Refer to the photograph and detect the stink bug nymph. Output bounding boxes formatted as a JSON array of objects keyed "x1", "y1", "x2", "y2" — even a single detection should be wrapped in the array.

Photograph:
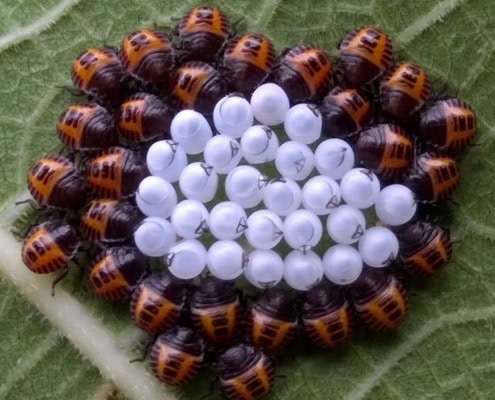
[
  {"x1": 56, "y1": 103, "x2": 118, "y2": 151},
  {"x1": 22, "y1": 221, "x2": 80, "y2": 275},
  {"x1": 190, "y1": 277, "x2": 242, "y2": 346},
  {"x1": 380, "y1": 61, "x2": 431, "y2": 121},
  {"x1": 245, "y1": 289, "x2": 298, "y2": 352},
  {"x1": 355, "y1": 123, "x2": 413, "y2": 181},
  {"x1": 117, "y1": 93, "x2": 172, "y2": 143},
  {"x1": 417, "y1": 97, "x2": 476, "y2": 153},
  {"x1": 119, "y1": 28, "x2": 175, "y2": 86},
  {"x1": 71, "y1": 47, "x2": 124, "y2": 100},
  {"x1": 272, "y1": 45, "x2": 332, "y2": 103},
  {"x1": 130, "y1": 272, "x2": 187, "y2": 334},
  {"x1": 336, "y1": 26, "x2": 393, "y2": 88},
  {"x1": 27, "y1": 155, "x2": 88, "y2": 210},
  {"x1": 320, "y1": 87, "x2": 372, "y2": 138},
  {"x1": 218, "y1": 344, "x2": 275, "y2": 400},
  {"x1": 80, "y1": 199, "x2": 143, "y2": 244},
  {"x1": 351, "y1": 268, "x2": 408, "y2": 331},
  {"x1": 174, "y1": 5, "x2": 231, "y2": 62},
  {"x1": 403, "y1": 152, "x2": 459, "y2": 202},
  {"x1": 88, "y1": 246, "x2": 147, "y2": 301},
  {"x1": 396, "y1": 221, "x2": 452, "y2": 277},
  {"x1": 87, "y1": 147, "x2": 149, "y2": 200},
  {"x1": 170, "y1": 61, "x2": 227, "y2": 115},
  {"x1": 150, "y1": 326, "x2": 204, "y2": 385},
  {"x1": 302, "y1": 283, "x2": 354, "y2": 348},
  {"x1": 222, "y1": 32, "x2": 276, "y2": 96}
]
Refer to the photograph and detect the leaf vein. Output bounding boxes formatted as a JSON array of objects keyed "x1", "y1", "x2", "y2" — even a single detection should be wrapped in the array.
[
  {"x1": 0, "y1": 332, "x2": 58, "y2": 398},
  {"x1": 0, "y1": 223, "x2": 177, "y2": 400},
  {"x1": 396, "y1": 0, "x2": 464, "y2": 45},
  {"x1": 342, "y1": 306, "x2": 495, "y2": 400},
  {"x1": 0, "y1": 0, "x2": 82, "y2": 53}
]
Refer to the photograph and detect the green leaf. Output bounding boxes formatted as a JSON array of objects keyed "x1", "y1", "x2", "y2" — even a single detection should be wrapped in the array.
[{"x1": 1, "y1": 0, "x2": 494, "y2": 399}]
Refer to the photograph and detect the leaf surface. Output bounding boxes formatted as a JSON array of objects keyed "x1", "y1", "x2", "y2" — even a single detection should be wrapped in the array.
[{"x1": 0, "y1": 0, "x2": 494, "y2": 399}]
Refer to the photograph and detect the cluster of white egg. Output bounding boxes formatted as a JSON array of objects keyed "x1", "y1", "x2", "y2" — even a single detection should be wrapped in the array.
[{"x1": 133, "y1": 83, "x2": 418, "y2": 291}]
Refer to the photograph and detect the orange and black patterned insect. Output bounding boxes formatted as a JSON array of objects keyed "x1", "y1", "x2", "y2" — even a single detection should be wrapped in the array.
[
  {"x1": 396, "y1": 221, "x2": 452, "y2": 277},
  {"x1": 245, "y1": 289, "x2": 298, "y2": 352},
  {"x1": 320, "y1": 87, "x2": 372, "y2": 138},
  {"x1": 130, "y1": 272, "x2": 187, "y2": 334},
  {"x1": 80, "y1": 199, "x2": 143, "y2": 244},
  {"x1": 403, "y1": 152, "x2": 459, "y2": 202},
  {"x1": 380, "y1": 62, "x2": 431, "y2": 121},
  {"x1": 22, "y1": 221, "x2": 80, "y2": 275},
  {"x1": 337, "y1": 26, "x2": 393, "y2": 88},
  {"x1": 87, "y1": 147, "x2": 148, "y2": 200},
  {"x1": 56, "y1": 103, "x2": 118, "y2": 151},
  {"x1": 301, "y1": 283, "x2": 354, "y2": 348},
  {"x1": 190, "y1": 277, "x2": 242, "y2": 346},
  {"x1": 150, "y1": 326, "x2": 204, "y2": 385},
  {"x1": 355, "y1": 123, "x2": 413, "y2": 181},
  {"x1": 418, "y1": 97, "x2": 476, "y2": 153},
  {"x1": 27, "y1": 155, "x2": 88, "y2": 210},
  {"x1": 88, "y1": 246, "x2": 147, "y2": 301},
  {"x1": 174, "y1": 5, "x2": 230, "y2": 62},
  {"x1": 71, "y1": 47, "x2": 124, "y2": 99},
  {"x1": 170, "y1": 61, "x2": 227, "y2": 115},
  {"x1": 351, "y1": 268, "x2": 408, "y2": 331},
  {"x1": 222, "y1": 33, "x2": 276, "y2": 96},
  {"x1": 272, "y1": 45, "x2": 332, "y2": 103},
  {"x1": 218, "y1": 344, "x2": 274, "y2": 400},
  {"x1": 117, "y1": 93, "x2": 172, "y2": 143},
  {"x1": 119, "y1": 29, "x2": 175, "y2": 85}
]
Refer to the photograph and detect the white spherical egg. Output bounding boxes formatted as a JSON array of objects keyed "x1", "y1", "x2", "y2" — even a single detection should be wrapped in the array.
[
  {"x1": 375, "y1": 184, "x2": 417, "y2": 226},
  {"x1": 146, "y1": 140, "x2": 188, "y2": 182},
  {"x1": 203, "y1": 135, "x2": 242, "y2": 174},
  {"x1": 213, "y1": 94, "x2": 254, "y2": 138},
  {"x1": 284, "y1": 250, "x2": 323, "y2": 291},
  {"x1": 322, "y1": 245, "x2": 363, "y2": 285},
  {"x1": 326, "y1": 205, "x2": 366, "y2": 245},
  {"x1": 135, "y1": 176, "x2": 177, "y2": 219},
  {"x1": 209, "y1": 201, "x2": 248, "y2": 240},
  {"x1": 250, "y1": 83, "x2": 290, "y2": 126},
  {"x1": 165, "y1": 239, "x2": 207, "y2": 280},
  {"x1": 302, "y1": 175, "x2": 341, "y2": 215},
  {"x1": 245, "y1": 209, "x2": 284, "y2": 249},
  {"x1": 134, "y1": 217, "x2": 176, "y2": 257},
  {"x1": 358, "y1": 226, "x2": 399, "y2": 268},
  {"x1": 262, "y1": 178, "x2": 302, "y2": 217},
  {"x1": 179, "y1": 162, "x2": 218, "y2": 203},
  {"x1": 171, "y1": 200, "x2": 209, "y2": 239},
  {"x1": 170, "y1": 110, "x2": 212, "y2": 154},
  {"x1": 225, "y1": 166, "x2": 266, "y2": 209},
  {"x1": 275, "y1": 141, "x2": 315, "y2": 181},
  {"x1": 340, "y1": 168, "x2": 380, "y2": 209},
  {"x1": 314, "y1": 139, "x2": 355, "y2": 180},
  {"x1": 244, "y1": 249, "x2": 284, "y2": 289},
  {"x1": 207, "y1": 240, "x2": 247, "y2": 280},
  {"x1": 240, "y1": 125, "x2": 279, "y2": 164},
  {"x1": 284, "y1": 103, "x2": 322, "y2": 144},
  {"x1": 283, "y1": 210, "x2": 323, "y2": 251}
]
